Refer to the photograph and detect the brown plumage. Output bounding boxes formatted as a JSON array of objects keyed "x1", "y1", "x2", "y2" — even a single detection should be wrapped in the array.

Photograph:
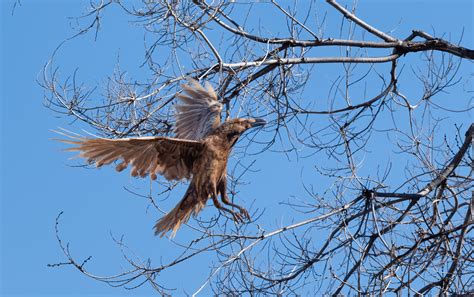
[{"x1": 58, "y1": 79, "x2": 266, "y2": 237}]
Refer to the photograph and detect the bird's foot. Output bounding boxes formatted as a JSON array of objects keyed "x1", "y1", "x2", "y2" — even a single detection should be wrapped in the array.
[
  {"x1": 229, "y1": 210, "x2": 245, "y2": 223},
  {"x1": 235, "y1": 206, "x2": 250, "y2": 221},
  {"x1": 212, "y1": 195, "x2": 250, "y2": 223},
  {"x1": 228, "y1": 207, "x2": 250, "y2": 223}
]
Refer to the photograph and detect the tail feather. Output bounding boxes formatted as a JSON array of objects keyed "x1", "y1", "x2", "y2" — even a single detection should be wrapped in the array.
[{"x1": 154, "y1": 184, "x2": 205, "y2": 237}]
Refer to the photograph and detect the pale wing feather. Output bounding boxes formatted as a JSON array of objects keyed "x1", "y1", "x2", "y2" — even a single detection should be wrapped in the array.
[
  {"x1": 59, "y1": 133, "x2": 203, "y2": 181},
  {"x1": 174, "y1": 79, "x2": 222, "y2": 140}
]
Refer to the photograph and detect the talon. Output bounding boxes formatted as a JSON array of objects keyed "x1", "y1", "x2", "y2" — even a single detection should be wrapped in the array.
[
  {"x1": 243, "y1": 209, "x2": 250, "y2": 220},
  {"x1": 231, "y1": 211, "x2": 243, "y2": 223},
  {"x1": 237, "y1": 207, "x2": 250, "y2": 221}
]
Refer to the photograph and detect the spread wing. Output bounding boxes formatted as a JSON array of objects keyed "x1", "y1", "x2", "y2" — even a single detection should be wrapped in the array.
[
  {"x1": 58, "y1": 132, "x2": 203, "y2": 181},
  {"x1": 174, "y1": 79, "x2": 222, "y2": 140}
]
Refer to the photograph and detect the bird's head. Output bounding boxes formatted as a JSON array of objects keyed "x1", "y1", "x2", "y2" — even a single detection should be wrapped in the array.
[{"x1": 217, "y1": 118, "x2": 266, "y2": 147}]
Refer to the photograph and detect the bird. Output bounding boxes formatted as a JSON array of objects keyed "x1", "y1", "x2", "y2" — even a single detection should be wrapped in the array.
[{"x1": 58, "y1": 79, "x2": 266, "y2": 237}]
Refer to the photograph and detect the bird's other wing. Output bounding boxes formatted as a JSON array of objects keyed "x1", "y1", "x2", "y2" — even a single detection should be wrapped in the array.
[
  {"x1": 58, "y1": 132, "x2": 203, "y2": 181},
  {"x1": 174, "y1": 78, "x2": 222, "y2": 140}
]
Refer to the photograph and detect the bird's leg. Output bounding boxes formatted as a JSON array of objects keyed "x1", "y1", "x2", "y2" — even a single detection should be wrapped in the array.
[
  {"x1": 211, "y1": 187, "x2": 244, "y2": 223},
  {"x1": 211, "y1": 195, "x2": 244, "y2": 223},
  {"x1": 218, "y1": 179, "x2": 250, "y2": 221}
]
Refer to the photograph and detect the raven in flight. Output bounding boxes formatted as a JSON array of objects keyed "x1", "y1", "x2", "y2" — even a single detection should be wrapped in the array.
[{"x1": 59, "y1": 79, "x2": 266, "y2": 237}]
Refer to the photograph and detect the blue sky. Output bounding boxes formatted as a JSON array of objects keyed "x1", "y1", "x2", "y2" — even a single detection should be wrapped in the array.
[{"x1": 1, "y1": 1, "x2": 472, "y2": 296}]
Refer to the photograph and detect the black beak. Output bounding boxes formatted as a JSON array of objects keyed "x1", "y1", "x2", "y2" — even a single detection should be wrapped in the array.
[{"x1": 250, "y1": 118, "x2": 267, "y2": 128}]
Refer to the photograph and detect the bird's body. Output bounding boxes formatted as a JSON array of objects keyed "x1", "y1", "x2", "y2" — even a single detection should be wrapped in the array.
[
  {"x1": 154, "y1": 131, "x2": 230, "y2": 235},
  {"x1": 58, "y1": 79, "x2": 265, "y2": 237}
]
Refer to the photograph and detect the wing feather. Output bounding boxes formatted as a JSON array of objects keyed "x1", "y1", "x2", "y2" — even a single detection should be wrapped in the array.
[
  {"x1": 174, "y1": 79, "x2": 222, "y2": 140},
  {"x1": 58, "y1": 133, "x2": 203, "y2": 181}
]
